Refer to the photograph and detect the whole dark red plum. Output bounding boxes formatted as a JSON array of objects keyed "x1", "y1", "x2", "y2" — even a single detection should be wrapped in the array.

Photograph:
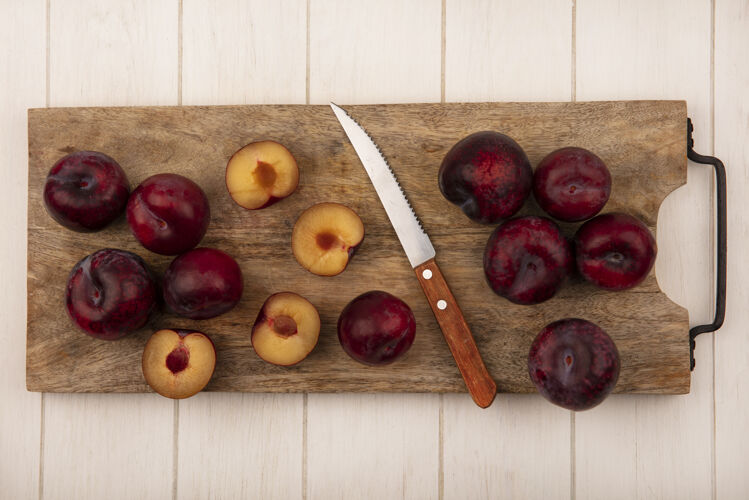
[
  {"x1": 574, "y1": 212, "x2": 656, "y2": 290},
  {"x1": 337, "y1": 291, "x2": 416, "y2": 366},
  {"x1": 65, "y1": 248, "x2": 157, "y2": 340},
  {"x1": 528, "y1": 318, "x2": 620, "y2": 411},
  {"x1": 483, "y1": 216, "x2": 572, "y2": 305},
  {"x1": 163, "y1": 248, "x2": 244, "y2": 320},
  {"x1": 438, "y1": 131, "x2": 532, "y2": 224},
  {"x1": 44, "y1": 151, "x2": 130, "y2": 232},
  {"x1": 126, "y1": 173, "x2": 210, "y2": 255},
  {"x1": 533, "y1": 147, "x2": 611, "y2": 222}
]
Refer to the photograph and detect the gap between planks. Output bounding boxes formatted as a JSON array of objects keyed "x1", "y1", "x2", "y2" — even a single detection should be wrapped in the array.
[
  {"x1": 173, "y1": 2, "x2": 183, "y2": 499},
  {"x1": 439, "y1": 2, "x2": 446, "y2": 499},
  {"x1": 570, "y1": 2, "x2": 577, "y2": 498},
  {"x1": 172, "y1": 399, "x2": 179, "y2": 500},
  {"x1": 303, "y1": 1, "x2": 311, "y2": 498},
  {"x1": 39, "y1": 1, "x2": 51, "y2": 498},
  {"x1": 709, "y1": 0, "x2": 717, "y2": 498}
]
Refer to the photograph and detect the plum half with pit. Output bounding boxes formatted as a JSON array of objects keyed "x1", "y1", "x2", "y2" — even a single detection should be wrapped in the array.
[
  {"x1": 142, "y1": 328, "x2": 216, "y2": 399},
  {"x1": 226, "y1": 141, "x2": 299, "y2": 210},
  {"x1": 44, "y1": 151, "x2": 130, "y2": 232},
  {"x1": 163, "y1": 248, "x2": 244, "y2": 320},
  {"x1": 574, "y1": 212, "x2": 657, "y2": 290},
  {"x1": 438, "y1": 131, "x2": 532, "y2": 224},
  {"x1": 292, "y1": 203, "x2": 364, "y2": 276},
  {"x1": 533, "y1": 147, "x2": 611, "y2": 222},
  {"x1": 65, "y1": 248, "x2": 157, "y2": 339},
  {"x1": 252, "y1": 292, "x2": 321, "y2": 366},
  {"x1": 528, "y1": 318, "x2": 620, "y2": 411},
  {"x1": 483, "y1": 216, "x2": 572, "y2": 305},
  {"x1": 127, "y1": 173, "x2": 210, "y2": 255},
  {"x1": 337, "y1": 290, "x2": 416, "y2": 366}
]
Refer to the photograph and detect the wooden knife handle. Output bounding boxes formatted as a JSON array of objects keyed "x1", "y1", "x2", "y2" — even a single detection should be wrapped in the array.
[{"x1": 414, "y1": 258, "x2": 497, "y2": 408}]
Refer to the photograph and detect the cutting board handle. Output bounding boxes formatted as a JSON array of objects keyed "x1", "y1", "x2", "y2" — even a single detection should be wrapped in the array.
[
  {"x1": 687, "y1": 118, "x2": 727, "y2": 370},
  {"x1": 414, "y1": 258, "x2": 497, "y2": 408}
]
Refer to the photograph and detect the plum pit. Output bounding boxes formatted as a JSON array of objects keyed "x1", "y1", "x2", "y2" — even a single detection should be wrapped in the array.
[
  {"x1": 272, "y1": 315, "x2": 297, "y2": 337},
  {"x1": 166, "y1": 344, "x2": 190, "y2": 374},
  {"x1": 315, "y1": 232, "x2": 338, "y2": 251}
]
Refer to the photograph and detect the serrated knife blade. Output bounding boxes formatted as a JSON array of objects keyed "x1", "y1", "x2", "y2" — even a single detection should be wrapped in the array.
[
  {"x1": 330, "y1": 103, "x2": 497, "y2": 408},
  {"x1": 329, "y1": 103, "x2": 435, "y2": 268}
]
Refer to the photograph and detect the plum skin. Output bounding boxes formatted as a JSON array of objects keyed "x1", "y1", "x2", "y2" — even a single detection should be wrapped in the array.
[
  {"x1": 44, "y1": 151, "x2": 130, "y2": 232},
  {"x1": 575, "y1": 212, "x2": 657, "y2": 290},
  {"x1": 483, "y1": 216, "x2": 572, "y2": 305},
  {"x1": 337, "y1": 291, "x2": 416, "y2": 366},
  {"x1": 163, "y1": 248, "x2": 244, "y2": 320},
  {"x1": 126, "y1": 173, "x2": 210, "y2": 255},
  {"x1": 65, "y1": 248, "x2": 157, "y2": 340},
  {"x1": 439, "y1": 131, "x2": 532, "y2": 224},
  {"x1": 528, "y1": 318, "x2": 620, "y2": 411},
  {"x1": 533, "y1": 147, "x2": 611, "y2": 222}
]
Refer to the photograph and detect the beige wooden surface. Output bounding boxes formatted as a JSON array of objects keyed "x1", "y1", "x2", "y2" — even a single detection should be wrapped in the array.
[
  {"x1": 715, "y1": 0, "x2": 749, "y2": 497},
  {"x1": 2, "y1": 0, "x2": 747, "y2": 498}
]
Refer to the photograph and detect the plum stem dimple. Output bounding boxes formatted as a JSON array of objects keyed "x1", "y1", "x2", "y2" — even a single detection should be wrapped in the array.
[
  {"x1": 166, "y1": 344, "x2": 190, "y2": 374},
  {"x1": 608, "y1": 252, "x2": 624, "y2": 263},
  {"x1": 90, "y1": 284, "x2": 104, "y2": 307},
  {"x1": 569, "y1": 185, "x2": 577, "y2": 194},
  {"x1": 565, "y1": 355, "x2": 573, "y2": 367},
  {"x1": 271, "y1": 315, "x2": 297, "y2": 337}
]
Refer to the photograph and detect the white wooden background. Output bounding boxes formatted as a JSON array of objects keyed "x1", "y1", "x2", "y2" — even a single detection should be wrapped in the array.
[{"x1": 1, "y1": 0, "x2": 747, "y2": 498}]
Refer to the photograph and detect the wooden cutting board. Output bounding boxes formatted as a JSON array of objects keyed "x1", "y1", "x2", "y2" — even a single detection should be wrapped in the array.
[{"x1": 26, "y1": 101, "x2": 690, "y2": 394}]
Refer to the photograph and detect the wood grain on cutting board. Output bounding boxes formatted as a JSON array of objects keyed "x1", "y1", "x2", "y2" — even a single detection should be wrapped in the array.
[{"x1": 28, "y1": 100, "x2": 689, "y2": 394}]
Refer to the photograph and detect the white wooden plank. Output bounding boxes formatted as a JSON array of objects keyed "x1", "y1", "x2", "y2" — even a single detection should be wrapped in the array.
[
  {"x1": 443, "y1": 1, "x2": 573, "y2": 498},
  {"x1": 42, "y1": 395, "x2": 174, "y2": 500},
  {"x1": 49, "y1": 0, "x2": 178, "y2": 107},
  {"x1": 308, "y1": 2, "x2": 441, "y2": 498},
  {"x1": 443, "y1": 395, "x2": 571, "y2": 500},
  {"x1": 309, "y1": 0, "x2": 441, "y2": 104},
  {"x1": 182, "y1": 0, "x2": 306, "y2": 105},
  {"x1": 0, "y1": 1, "x2": 45, "y2": 498},
  {"x1": 575, "y1": 1, "x2": 714, "y2": 499},
  {"x1": 177, "y1": 393, "x2": 304, "y2": 500},
  {"x1": 714, "y1": 0, "x2": 749, "y2": 497},
  {"x1": 43, "y1": 1, "x2": 178, "y2": 498},
  {"x1": 178, "y1": 2, "x2": 306, "y2": 498},
  {"x1": 445, "y1": 0, "x2": 573, "y2": 102},
  {"x1": 307, "y1": 394, "x2": 440, "y2": 500}
]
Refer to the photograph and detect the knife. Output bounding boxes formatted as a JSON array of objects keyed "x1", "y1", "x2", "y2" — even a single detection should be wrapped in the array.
[{"x1": 330, "y1": 103, "x2": 497, "y2": 408}]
